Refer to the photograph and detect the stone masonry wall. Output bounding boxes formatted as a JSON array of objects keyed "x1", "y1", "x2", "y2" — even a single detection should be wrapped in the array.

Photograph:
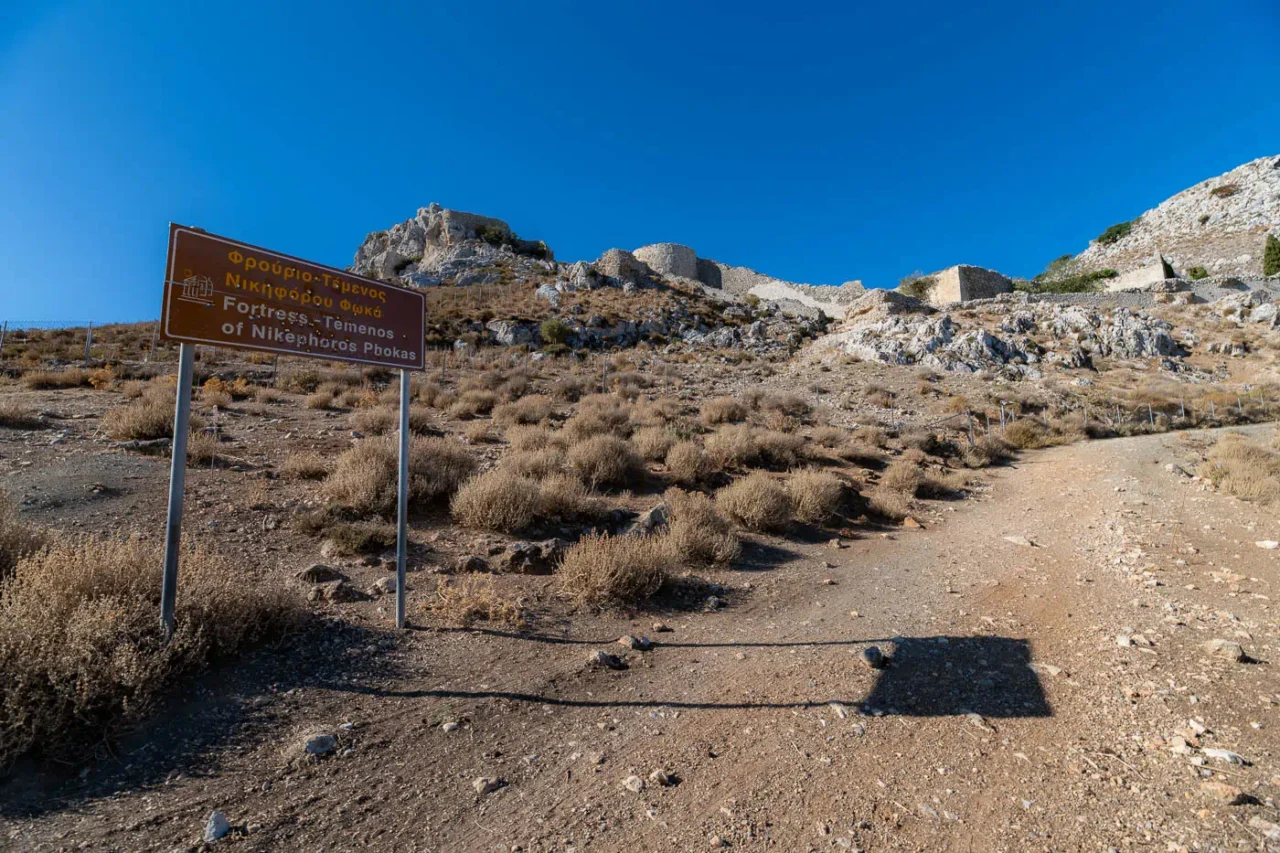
[
  {"x1": 633, "y1": 243, "x2": 698, "y2": 279},
  {"x1": 927, "y1": 265, "x2": 1013, "y2": 306}
]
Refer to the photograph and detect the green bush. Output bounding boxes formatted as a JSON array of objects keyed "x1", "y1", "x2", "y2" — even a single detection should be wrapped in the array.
[
  {"x1": 897, "y1": 273, "x2": 937, "y2": 301},
  {"x1": 474, "y1": 224, "x2": 512, "y2": 246},
  {"x1": 1265, "y1": 234, "x2": 1280, "y2": 277},
  {"x1": 1096, "y1": 221, "x2": 1133, "y2": 245},
  {"x1": 1187, "y1": 265, "x2": 1209, "y2": 281},
  {"x1": 540, "y1": 318, "x2": 572, "y2": 346},
  {"x1": 1209, "y1": 183, "x2": 1239, "y2": 198}
]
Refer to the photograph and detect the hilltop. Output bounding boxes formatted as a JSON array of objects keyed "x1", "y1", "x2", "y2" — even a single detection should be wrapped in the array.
[{"x1": 1073, "y1": 154, "x2": 1280, "y2": 279}]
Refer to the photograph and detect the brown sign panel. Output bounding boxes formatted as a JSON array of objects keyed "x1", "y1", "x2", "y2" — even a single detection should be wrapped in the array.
[{"x1": 161, "y1": 224, "x2": 425, "y2": 370}]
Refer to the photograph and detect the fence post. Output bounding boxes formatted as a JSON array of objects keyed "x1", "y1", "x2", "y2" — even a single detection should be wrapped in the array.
[
  {"x1": 1147, "y1": 403, "x2": 1154, "y2": 428},
  {"x1": 0, "y1": 321, "x2": 7, "y2": 359},
  {"x1": 83, "y1": 322, "x2": 93, "y2": 364},
  {"x1": 984, "y1": 413, "x2": 991, "y2": 436},
  {"x1": 147, "y1": 323, "x2": 159, "y2": 362},
  {"x1": 1237, "y1": 394, "x2": 1245, "y2": 417},
  {"x1": 966, "y1": 409, "x2": 974, "y2": 444},
  {"x1": 1210, "y1": 400, "x2": 1215, "y2": 420},
  {"x1": 1179, "y1": 398, "x2": 1185, "y2": 421}
]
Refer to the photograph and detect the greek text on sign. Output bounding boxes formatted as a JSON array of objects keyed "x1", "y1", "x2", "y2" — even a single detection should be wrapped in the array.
[{"x1": 161, "y1": 224, "x2": 425, "y2": 370}]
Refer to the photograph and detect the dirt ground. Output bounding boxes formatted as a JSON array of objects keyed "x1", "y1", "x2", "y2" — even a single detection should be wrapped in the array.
[{"x1": 4, "y1": 384, "x2": 1280, "y2": 852}]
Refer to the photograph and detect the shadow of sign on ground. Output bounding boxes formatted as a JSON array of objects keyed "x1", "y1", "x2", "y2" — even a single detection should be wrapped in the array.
[{"x1": 862, "y1": 636, "x2": 1051, "y2": 718}]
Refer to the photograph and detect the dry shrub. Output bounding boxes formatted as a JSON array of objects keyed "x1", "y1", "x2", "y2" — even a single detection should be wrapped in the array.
[
  {"x1": 563, "y1": 395, "x2": 631, "y2": 441},
  {"x1": 868, "y1": 487, "x2": 912, "y2": 521},
  {"x1": 21, "y1": 369, "x2": 88, "y2": 390},
  {"x1": 428, "y1": 576, "x2": 524, "y2": 628},
  {"x1": 281, "y1": 451, "x2": 331, "y2": 480},
  {"x1": 558, "y1": 532, "x2": 674, "y2": 606},
  {"x1": 0, "y1": 494, "x2": 47, "y2": 579},
  {"x1": 758, "y1": 392, "x2": 809, "y2": 416},
  {"x1": 863, "y1": 384, "x2": 893, "y2": 408},
  {"x1": 104, "y1": 385, "x2": 203, "y2": 441},
  {"x1": 855, "y1": 426, "x2": 888, "y2": 448},
  {"x1": 186, "y1": 430, "x2": 221, "y2": 465},
  {"x1": 295, "y1": 513, "x2": 395, "y2": 555},
  {"x1": 350, "y1": 406, "x2": 396, "y2": 435},
  {"x1": 492, "y1": 394, "x2": 553, "y2": 427},
  {"x1": 716, "y1": 472, "x2": 792, "y2": 532},
  {"x1": 786, "y1": 469, "x2": 845, "y2": 524},
  {"x1": 918, "y1": 468, "x2": 969, "y2": 498},
  {"x1": 452, "y1": 470, "x2": 541, "y2": 532},
  {"x1": 631, "y1": 397, "x2": 683, "y2": 427},
  {"x1": 0, "y1": 535, "x2": 301, "y2": 764},
  {"x1": 501, "y1": 448, "x2": 567, "y2": 481},
  {"x1": 1003, "y1": 418, "x2": 1084, "y2": 450},
  {"x1": 464, "y1": 421, "x2": 495, "y2": 443},
  {"x1": 304, "y1": 391, "x2": 334, "y2": 410},
  {"x1": 666, "y1": 440, "x2": 713, "y2": 486},
  {"x1": 550, "y1": 377, "x2": 585, "y2": 402},
  {"x1": 664, "y1": 488, "x2": 739, "y2": 565},
  {"x1": 253, "y1": 386, "x2": 284, "y2": 404},
  {"x1": 0, "y1": 402, "x2": 43, "y2": 430},
  {"x1": 323, "y1": 436, "x2": 476, "y2": 516},
  {"x1": 839, "y1": 439, "x2": 884, "y2": 467},
  {"x1": 632, "y1": 426, "x2": 677, "y2": 462},
  {"x1": 880, "y1": 460, "x2": 923, "y2": 496},
  {"x1": 120, "y1": 379, "x2": 148, "y2": 399},
  {"x1": 701, "y1": 397, "x2": 748, "y2": 426},
  {"x1": 705, "y1": 425, "x2": 804, "y2": 471},
  {"x1": 538, "y1": 474, "x2": 608, "y2": 521},
  {"x1": 450, "y1": 390, "x2": 498, "y2": 419},
  {"x1": 962, "y1": 436, "x2": 1014, "y2": 468},
  {"x1": 811, "y1": 426, "x2": 846, "y2": 449},
  {"x1": 567, "y1": 435, "x2": 645, "y2": 488},
  {"x1": 506, "y1": 424, "x2": 568, "y2": 453},
  {"x1": 1199, "y1": 433, "x2": 1280, "y2": 504}
]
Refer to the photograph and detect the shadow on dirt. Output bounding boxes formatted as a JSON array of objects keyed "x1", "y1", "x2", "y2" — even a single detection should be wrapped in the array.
[
  {"x1": 863, "y1": 636, "x2": 1051, "y2": 718},
  {"x1": 360, "y1": 634, "x2": 1051, "y2": 720},
  {"x1": 0, "y1": 618, "x2": 401, "y2": 820}
]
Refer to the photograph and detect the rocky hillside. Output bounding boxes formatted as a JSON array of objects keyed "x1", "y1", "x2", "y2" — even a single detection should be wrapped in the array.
[{"x1": 1074, "y1": 154, "x2": 1280, "y2": 279}]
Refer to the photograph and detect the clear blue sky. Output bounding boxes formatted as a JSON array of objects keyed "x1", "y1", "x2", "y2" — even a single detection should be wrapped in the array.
[{"x1": 2, "y1": 1, "x2": 1277, "y2": 323}]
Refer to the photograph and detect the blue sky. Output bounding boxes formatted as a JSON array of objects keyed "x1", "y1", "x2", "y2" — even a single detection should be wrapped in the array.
[{"x1": 2, "y1": 1, "x2": 1277, "y2": 323}]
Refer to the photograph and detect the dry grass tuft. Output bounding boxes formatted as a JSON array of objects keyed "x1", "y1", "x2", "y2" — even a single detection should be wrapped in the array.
[
  {"x1": 705, "y1": 425, "x2": 805, "y2": 471},
  {"x1": 21, "y1": 369, "x2": 88, "y2": 390},
  {"x1": 716, "y1": 472, "x2": 792, "y2": 532},
  {"x1": 451, "y1": 470, "x2": 542, "y2": 533},
  {"x1": 186, "y1": 430, "x2": 221, "y2": 465},
  {"x1": 506, "y1": 425, "x2": 568, "y2": 453},
  {"x1": 563, "y1": 395, "x2": 631, "y2": 441},
  {"x1": 0, "y1": 494, "x2": 48, "y2": 580},
  {"x1": 304, "y1": 391, "x2": 334, "y2": 411},
  {"x1": 492, "y1": 394, "x2": 554, "y2": 427},
  {"x1": 1199, "y1": 432, "x2": 1280, "y2": 504},
  {"x1": 500, "y1": 448, "x2": 567, "y2": 481},
  {"x1": 281, "y1": 451, "x2": 332, "y2": 480},
  {"x1": 0, "y1": 402, "x2": 44, "y2": 430},
  {"x1": 632, "y1": 426, "x2": 678, "y2": 462},
  {"x1": 786, "y1": 469, "x2": 846, "y2": 525},
  {"x1": 666, "y1": 440, "x2": 714, "y2": 486},
  {"x1": 558, "y1": 532, "x2": 674, "y2": 606},
  {"x1": 880, "y1": 460, "x2": 923, "y2": 496},
  {"x1": 700, "y1": 397, "x2": 748, "y2": 426},
  {"x1": 104, "y1": 383, "x2": 204, "y2": 441},
  {"x1": 664, "y1": 488, "x2": 739, "y2": 565},
  {"x1": 538, "y1": 474, "x2": 609, "y2": 522},
  {"x1": 323, "y1": 436, "x2": 476, "y2": 516},
  {"x1": 450, "y1": 390, "x2": 498, "y2": 419},
  {"x1": 427, "y1": 576, "x2": 525, "y2": 628},
  {"x1": 961, "y1": 436, "x2": 1015, "y2": 469},
  {"x1": 567, "y1": 435, "x2": 645, "y2": 488},
  {"x1": 0, "y1": 535, "x2": 301, "y2": 764}
]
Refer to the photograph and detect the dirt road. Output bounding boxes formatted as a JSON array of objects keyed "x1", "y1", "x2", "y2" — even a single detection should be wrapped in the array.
[{"x1": 5, "y1": 425, "x2": 1280, "y2": 852}]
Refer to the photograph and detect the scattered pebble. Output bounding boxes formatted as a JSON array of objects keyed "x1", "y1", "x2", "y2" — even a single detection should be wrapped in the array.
[{"x1": 203, "y1": 811, "x2": 231, "y2": 843}]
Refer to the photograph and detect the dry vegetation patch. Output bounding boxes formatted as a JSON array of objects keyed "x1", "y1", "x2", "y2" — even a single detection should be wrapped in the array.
[
  {"x1": 323, "y1": 436, "x2": 476, "y2": 516},
  {"x1": 452, "y1": 470, "x2": 542, "y2": 533},
  {"x1": 666, "y1": 440, "x2": 714, "y2": 486},
  {"x1": 558, "y1": 532, "x2": 674, "y2": 606},
  {"x1": 1199, "y1": 432, "x2": 1280, "y2": 504},
  {"x1": 0, "y1": 535, "x2": 301, "y2": 764},
  {"x1": 664, "y1": 488, "x2": 739, "y2": 565},
  {"x1": 427, "y1": 576, "x2": 525, "y2": 628},
  {"x1": 567, "y1": 435, "x2": 644, "y2": 489},
  {"x1": 786, "y1": 469, "x2": 846, "y2": 524},
  {"x1": 0, "y1": 402, "x2": 44, "y2": 430},
  {"x1": 716, "y1": 472, "x2": 792, "y2": 532}
]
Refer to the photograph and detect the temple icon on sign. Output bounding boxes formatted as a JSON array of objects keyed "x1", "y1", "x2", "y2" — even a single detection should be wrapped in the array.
[{"x1": 178, "y1": 274, "x2": 214, "y2": 306}]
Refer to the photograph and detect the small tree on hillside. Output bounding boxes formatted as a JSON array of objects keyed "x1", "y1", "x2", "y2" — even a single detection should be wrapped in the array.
[
  {"x1": 897, "y1": 272, "x2": 937, "y2": 301},
  {"x1": 1264, "y1": 234, "x2": 1280, "y2": 277}
]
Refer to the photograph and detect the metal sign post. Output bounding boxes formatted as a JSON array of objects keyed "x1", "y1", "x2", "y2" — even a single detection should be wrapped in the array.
[
  {"x1": 396, "y1": 370, "x2": 410, "y2": 629},
  {"x1": 155, "y1": 223, "x2": 426, "y2": 633},
  {"x1": 160, "y1": 343, "x2": 195, "y2": 634}
]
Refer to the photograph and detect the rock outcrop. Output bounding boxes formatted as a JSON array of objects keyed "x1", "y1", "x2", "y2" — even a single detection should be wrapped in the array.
[
  {"x1": 1074, "y1": 154, "x2": 1280, "y2": 279},
  {"x1": 352, "y1": 203, "x2": 553, "y2": 285},
  {"x1": 817, "y1": 293, "x2": 1187, "y2": 377}
]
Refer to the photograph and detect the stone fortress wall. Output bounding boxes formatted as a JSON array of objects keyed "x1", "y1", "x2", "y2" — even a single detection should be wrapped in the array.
[{"x1": 926, "y1": 265, "x2": 1014, "y2": 306}]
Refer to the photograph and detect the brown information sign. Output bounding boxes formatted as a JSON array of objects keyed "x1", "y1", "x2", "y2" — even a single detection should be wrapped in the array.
[{"x1": 161, "y1": 224, "x2": 425, "y2": 370}]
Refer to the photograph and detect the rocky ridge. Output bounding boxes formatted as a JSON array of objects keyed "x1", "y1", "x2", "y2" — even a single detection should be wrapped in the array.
[
  {"x1": 813, "y1": 286, "x2": 1280, "y2": 378},
  {"x1": 1074, "y1": 154, "x2": 1280, "y2": 279}
]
